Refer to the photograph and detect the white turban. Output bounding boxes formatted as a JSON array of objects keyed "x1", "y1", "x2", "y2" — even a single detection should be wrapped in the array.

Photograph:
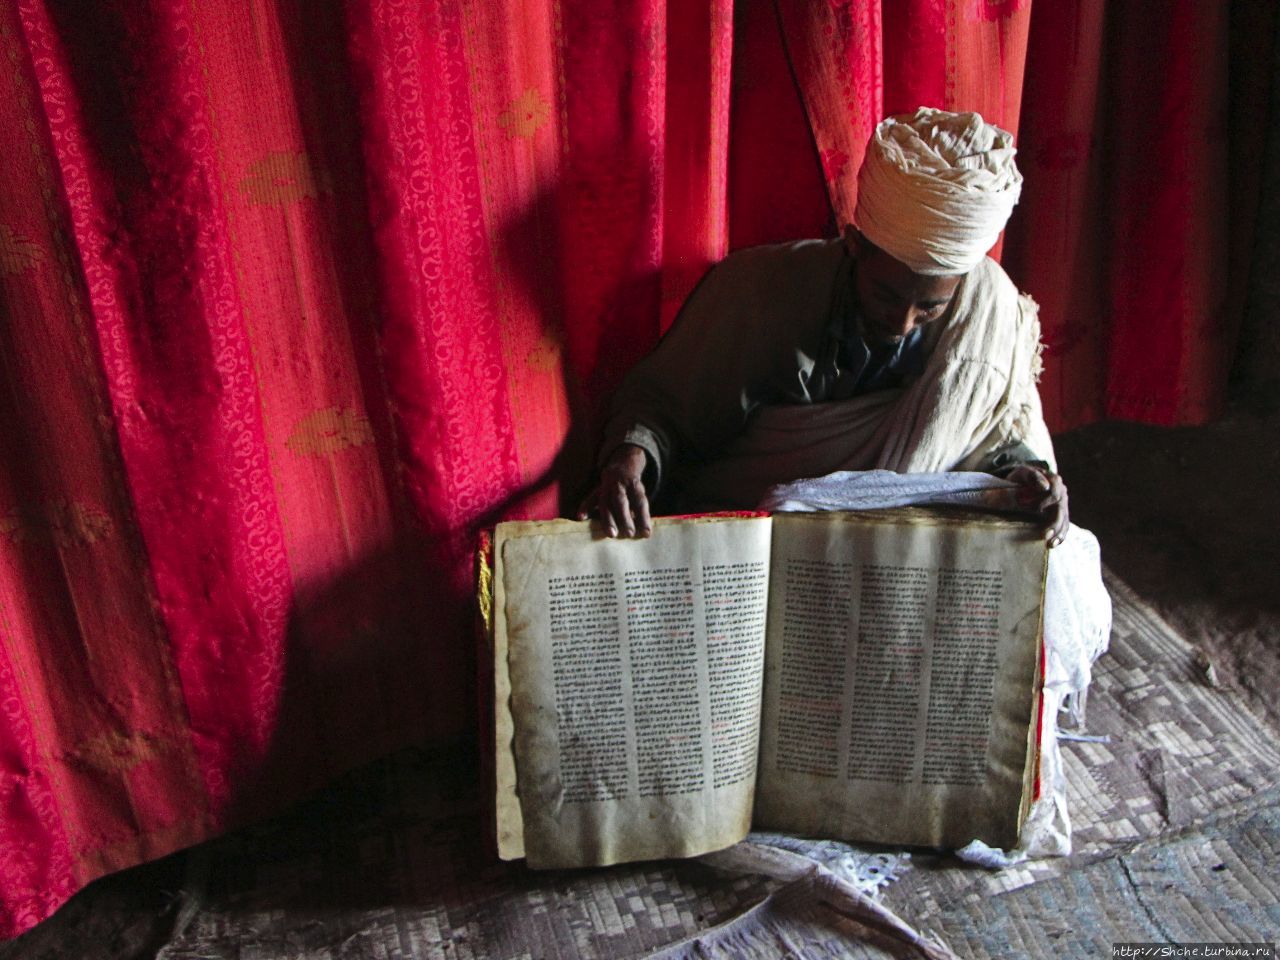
[{"x1": 854, "y1": 107, "x2": 1023, "y2": 275}]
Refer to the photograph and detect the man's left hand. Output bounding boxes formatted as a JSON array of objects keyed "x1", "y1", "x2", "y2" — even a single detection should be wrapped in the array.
[{"x1": 1005, "y1": 464, "x2": 1069, "y2": 547}]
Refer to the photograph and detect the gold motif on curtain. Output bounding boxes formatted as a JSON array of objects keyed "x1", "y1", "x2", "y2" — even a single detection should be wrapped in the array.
[
  {"x1": 285, "y1": 407, "x2": 376, "y2": 457},
  {"x1": 497, "y1": 89, "x2": 552, "y2": 139},
  {"x1": 0, "y1": 501, "x2": 113, "y2": 547},
  {"x1": 0, "y1": 224, "x2": 44, "y2": 276},
  {"x1": 237, "y1": 151, "x2": 332, "y2": 207}
]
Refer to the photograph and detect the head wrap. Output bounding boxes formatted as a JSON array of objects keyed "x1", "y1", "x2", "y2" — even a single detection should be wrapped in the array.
[{"x1": 854, "y1": 107, "x2": 1022, "y2": 275}]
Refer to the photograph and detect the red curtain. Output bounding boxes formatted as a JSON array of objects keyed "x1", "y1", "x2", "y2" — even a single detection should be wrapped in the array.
[
  {"x1": 0, "y1": 0, "x2": 1256, "y2": 937},
  {"x1": 1002, "y1": 1, "x2": 1264, "y2": 430},
  {"x1": 0, "y1": 0, "x2": 731, "y2": 934}
]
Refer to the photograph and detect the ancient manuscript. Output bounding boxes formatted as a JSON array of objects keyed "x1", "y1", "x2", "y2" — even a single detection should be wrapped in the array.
[{"x1": 490, "y1": 509, "x2": 1045, "y2": 868}]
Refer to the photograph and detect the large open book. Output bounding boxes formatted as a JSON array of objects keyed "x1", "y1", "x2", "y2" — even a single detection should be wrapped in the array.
[{"x1": 488, "y1": 509, "x2": 1047, "y2": 869}]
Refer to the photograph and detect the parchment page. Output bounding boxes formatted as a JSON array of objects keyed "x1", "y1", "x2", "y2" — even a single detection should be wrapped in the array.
[
  {"x1": 493, "y1": 525, "x2": 525, "y2": 860},
  {"x1": 755, "y1": 509, "x2": 1044, "y2": 850},
  {"x1": 499, "y1": 515, "x2": 772, "y2": 868}
]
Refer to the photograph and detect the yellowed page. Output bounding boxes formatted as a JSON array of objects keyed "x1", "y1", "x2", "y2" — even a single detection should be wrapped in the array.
[
  {"x1": 499, "y1": 515, "x2": 772, "y2": 868},
  {"x1": 492, "y1": 523, "x2": 525, "y2": 860},
  {"x1": 755, "y1": 509, "x2": 1044, "y2": 850}
]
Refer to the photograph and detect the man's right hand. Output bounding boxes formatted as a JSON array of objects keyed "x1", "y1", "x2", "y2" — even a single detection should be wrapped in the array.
[{"x1": 576, "y1": 443, "x2": 653, "y2": 538}]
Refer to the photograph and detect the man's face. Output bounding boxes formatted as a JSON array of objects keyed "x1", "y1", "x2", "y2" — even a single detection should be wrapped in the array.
[{"x1": 846, "y1": 229, "x2": 963, "y2": 346}]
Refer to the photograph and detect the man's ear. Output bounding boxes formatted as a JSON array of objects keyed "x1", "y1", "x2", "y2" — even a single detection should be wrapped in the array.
[
  {"x1": 841, "y1": 224, "x2": 862, "y2": 256},
  {"x1": 842, "y1": 224, "x2": 879, "y2": 260}
]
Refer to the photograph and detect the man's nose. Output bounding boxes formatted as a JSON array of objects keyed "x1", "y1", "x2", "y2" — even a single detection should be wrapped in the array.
[{"x1": 888, "y1": 305, "x2": 924, "y2": 336}]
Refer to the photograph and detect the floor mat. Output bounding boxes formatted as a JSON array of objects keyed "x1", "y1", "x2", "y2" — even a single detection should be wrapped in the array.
[
  {"x1": 881, "y1": 571, "x2": 1280, "y2": 923},
  {"x1": 918, "y1": 795, "x2": 1280, "y2": 959},
  {"x1": 15, "y1": 569, "x2": 1280, "y2": 960},
  {"x1": 151, "y1": 749, "x2": 780, "y2": 960}
]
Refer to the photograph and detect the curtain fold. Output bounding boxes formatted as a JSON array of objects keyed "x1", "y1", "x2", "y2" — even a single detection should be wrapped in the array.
[
  {"x1": 0, "y1": 0, "x2": 1263, "y2": 938},
  {"x1": 1002, "y1": 1, "x2": 1271, "y2": 430},
  {"x1": 999, "y1": 1, "x2": 1111, "y2": 429}
]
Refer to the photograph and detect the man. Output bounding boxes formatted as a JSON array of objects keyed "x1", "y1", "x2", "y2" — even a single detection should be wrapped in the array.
[{"x1": 578, "y1": 108, "x2": 1067, "y2": 543}]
